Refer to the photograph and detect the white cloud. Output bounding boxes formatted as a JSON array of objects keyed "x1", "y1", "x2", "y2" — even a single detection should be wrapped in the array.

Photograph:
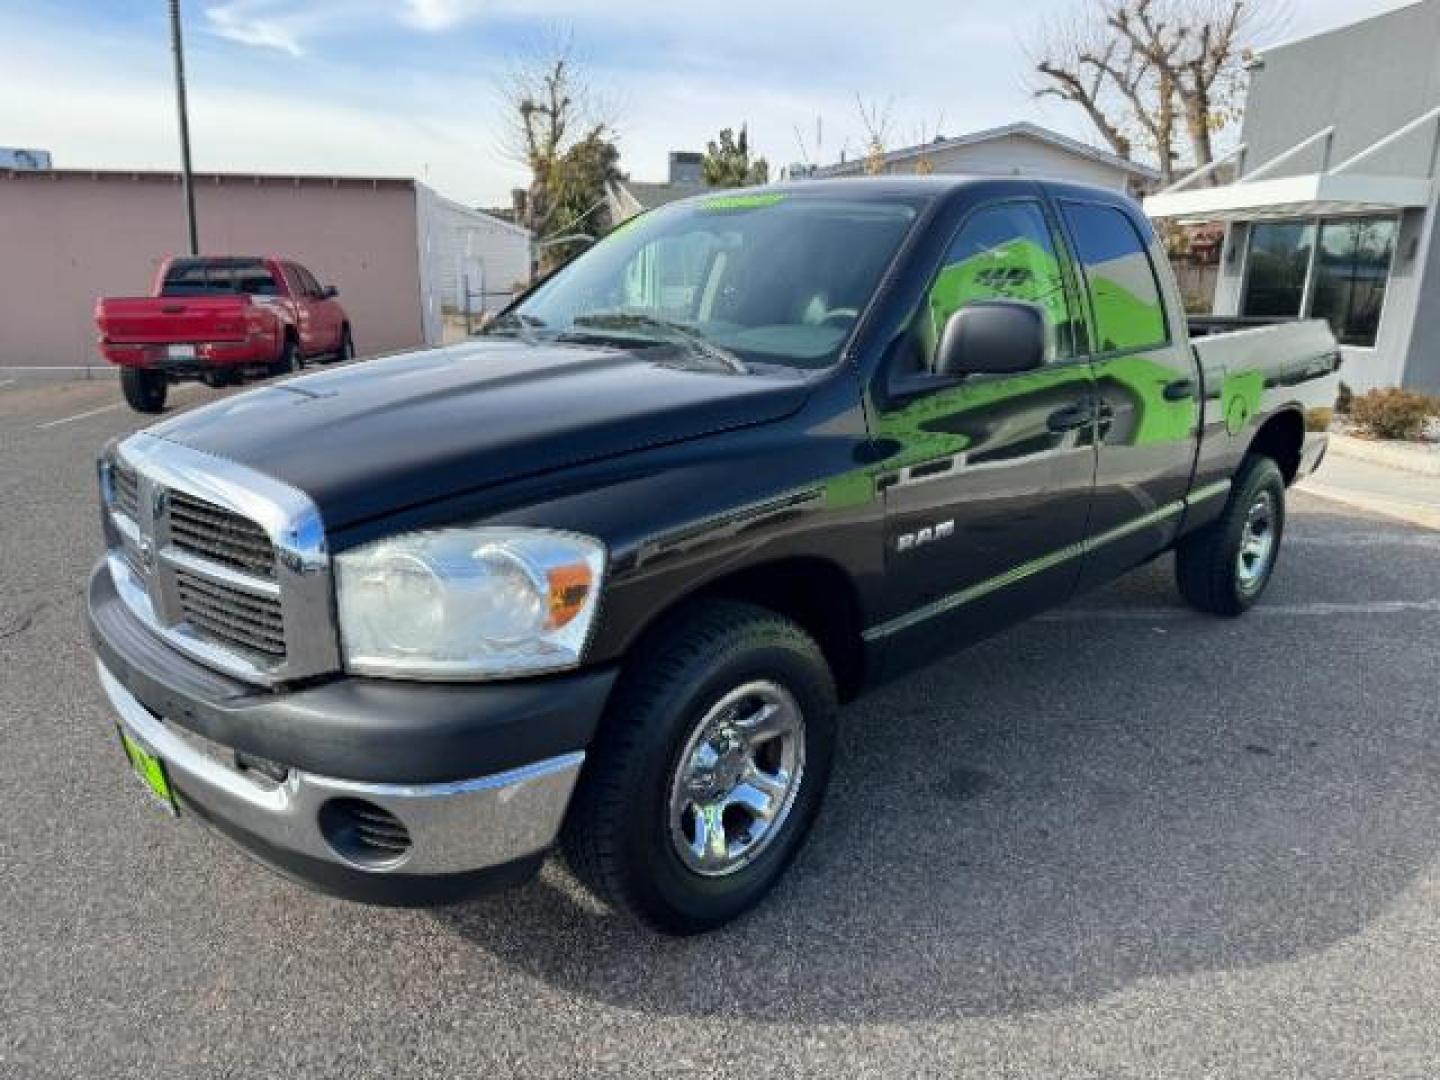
[
  {"x1": 399, "y1": 0, "x2": 487, "y2": 32},
  {"x1": 205, "y1": 1, "x2": 309, "y2": 57}
]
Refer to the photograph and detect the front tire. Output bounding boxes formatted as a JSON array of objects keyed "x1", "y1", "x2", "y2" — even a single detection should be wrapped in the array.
[
  {"x1": 269, "y1": 336, "x2": 300, "y2": 378},
  {"x1": 1176, "y1": 454, "x2": 1287, "y2": 616},
  {"x1": 329, "y1": 326, "x2": 354, "y2": 364},
  {"x1": 120, "y1": 368, "x2": 167, "y2": 413},
  {"x1": 562, "y1": 600, "x2": 837, "y2": 935}
]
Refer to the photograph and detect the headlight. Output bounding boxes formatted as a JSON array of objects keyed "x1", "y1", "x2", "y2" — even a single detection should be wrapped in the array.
[{"x1": 336, "y1": 527, "x2": 606, "y2": 680}]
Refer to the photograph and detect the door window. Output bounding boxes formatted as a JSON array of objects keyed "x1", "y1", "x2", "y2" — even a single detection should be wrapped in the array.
[
  {"x1": 281, "y1": 263, "x2": 306, "y2": 297},
  {"x1": 919, "y1": 202, "x2": 1078, "y2": 369},
  {"x1": 294, "y1": 266, "x2": 323, "y2": 298},
  {"x1": 1061, "y1": 202, "x2": 1169, "y2": 353}
]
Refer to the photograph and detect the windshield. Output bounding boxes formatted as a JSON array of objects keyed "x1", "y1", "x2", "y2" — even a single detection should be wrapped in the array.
[{"x1": 490, "y1": 192, "x2": 922, "y2": 371}]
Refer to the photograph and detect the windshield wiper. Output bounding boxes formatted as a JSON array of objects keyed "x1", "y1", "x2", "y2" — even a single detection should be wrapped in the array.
[{"x1": 569, "y1": 312, "x2": 748, "y2": 373}]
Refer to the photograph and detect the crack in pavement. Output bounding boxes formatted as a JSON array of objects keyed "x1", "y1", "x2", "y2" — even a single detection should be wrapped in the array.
[{"x1": 0, "y1": 601, "x2": 51, "y2": 642}]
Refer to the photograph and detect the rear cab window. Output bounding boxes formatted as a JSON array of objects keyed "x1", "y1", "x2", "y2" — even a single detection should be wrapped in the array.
[
  {"x1": 161, "y1": 259, "x2": 281, "y2": 298},
  {"x1": 1059, "y1": 202, "x2": 1169, "y2": 354}
]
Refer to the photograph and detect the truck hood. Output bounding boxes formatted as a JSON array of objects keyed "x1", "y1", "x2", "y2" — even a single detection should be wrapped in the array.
[{"x1": 149, "y1": 339, "x2": 810, "y2": 529}]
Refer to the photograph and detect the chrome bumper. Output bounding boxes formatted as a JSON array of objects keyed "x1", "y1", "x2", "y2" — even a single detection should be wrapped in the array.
[{"x1": 96, "y1": 661, "x2": 583, "y2": 879}]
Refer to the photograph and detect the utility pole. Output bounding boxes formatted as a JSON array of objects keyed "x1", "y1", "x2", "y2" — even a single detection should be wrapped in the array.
[{"x1": 168, "y1": 0, "x2": 199, "y2": 255}]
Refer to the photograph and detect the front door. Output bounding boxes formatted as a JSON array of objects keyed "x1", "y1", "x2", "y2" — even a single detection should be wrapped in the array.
[{"x1": 869, "y1": 198, "x2": 1098, "y2": 668}]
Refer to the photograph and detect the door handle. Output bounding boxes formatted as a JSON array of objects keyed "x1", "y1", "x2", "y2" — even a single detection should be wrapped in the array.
[
  {"x1": 1163, "y1": 378, "x2": 1196, "y2": 401},
  {"x1": 1047, "y1": 403, "x2": 1095, "y2": 433}
]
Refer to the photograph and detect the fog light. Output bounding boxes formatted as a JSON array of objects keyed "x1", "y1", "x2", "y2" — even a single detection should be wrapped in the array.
[{"x1": 317, "y1": 798, "x2": 413, "y2": 869}]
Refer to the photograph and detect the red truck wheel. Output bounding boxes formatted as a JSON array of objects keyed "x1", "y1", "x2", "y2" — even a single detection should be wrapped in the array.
[
  {"x1": 120, "y1": 368, "x2": 167, "y2": 413},
  {"x1": 269, "y1": 337, "x2": 301, "y2": 379}
]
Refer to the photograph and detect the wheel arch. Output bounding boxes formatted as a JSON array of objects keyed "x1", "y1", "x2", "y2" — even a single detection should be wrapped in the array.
[
  {"x1": 621, "y1": 556, "x2": 869, "y2": 702},
  {"x1": 1247, "y1": 406, "x2": 1304, "y2": 485}
]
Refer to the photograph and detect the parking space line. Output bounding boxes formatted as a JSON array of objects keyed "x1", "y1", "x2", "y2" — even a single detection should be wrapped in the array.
[
  {"x1": 1289, "y1": 532, "x2": 1440, "y2": 549},
  {"x1": 36, "y1": 402, "x2": 123, "y2": 429},
  {"x1": 0, "y1": 378, "x2": 15, "y2": 388},
  {"x1": 1043, "y1": 599, "x2": 1440, "y2": 622}
]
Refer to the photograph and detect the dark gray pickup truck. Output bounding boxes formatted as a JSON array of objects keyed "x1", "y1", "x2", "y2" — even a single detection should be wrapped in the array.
[{"x1": 89, "y1": 177, "x2": 1338, "y2": 933}]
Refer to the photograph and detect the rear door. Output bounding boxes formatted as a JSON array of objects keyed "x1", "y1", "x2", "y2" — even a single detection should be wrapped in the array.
[
  {"x1": 870, "y1": 195, "x2": 1098, "y2": 663},
  {"x1": 282, "y1": 263, "x2": 318, "y2": 355},
  {"x1": 293, "y1": 264, "x2": 342, "y2": 354},
  {"x1": 1053, "y1": 197, "x2": 1202, "y2": 590}
]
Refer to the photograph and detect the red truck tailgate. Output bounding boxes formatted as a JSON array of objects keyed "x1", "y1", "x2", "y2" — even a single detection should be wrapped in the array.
[{"x1": 96, "y1": 296, "x2": 251, "y2": 345}]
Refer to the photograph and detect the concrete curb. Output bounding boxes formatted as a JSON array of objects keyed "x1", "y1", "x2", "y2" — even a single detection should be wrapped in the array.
[
  {"x1": 1328, "y1": 432, "x2": 1440, "y2": 477},
  {"x1": 1299, "y1": 479, "x2": 1440, "y2": 531}
]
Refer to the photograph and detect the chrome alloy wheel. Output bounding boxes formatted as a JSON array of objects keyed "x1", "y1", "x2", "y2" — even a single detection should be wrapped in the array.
[
  {"x1": 667, "y1": 680, "x2": 806, "y2": 878},
  {"x1": 1237, "y1": 489, "x2": 1278, "y2": 592}
]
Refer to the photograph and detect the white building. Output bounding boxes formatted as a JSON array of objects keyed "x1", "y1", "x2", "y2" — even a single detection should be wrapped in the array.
[
  {"x1": 1145, "y1": 0, "x2": 1440, "y2": 392},
  {"x1": 814, "y1": 121, "x2": 1160, "y2": 195},
  {"x1": 415, "y1": 185, "x2": 533, "y2": 341}
]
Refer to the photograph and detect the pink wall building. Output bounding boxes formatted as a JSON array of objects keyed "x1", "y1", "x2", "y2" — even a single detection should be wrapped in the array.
[{"x1": 0, "y1": 169, "x2": 529, "y2": 371}]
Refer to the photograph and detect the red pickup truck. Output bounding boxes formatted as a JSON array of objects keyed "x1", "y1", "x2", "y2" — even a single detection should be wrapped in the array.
[{"x1": 95, "y1": 255, "x2": 354, "y2": 413}]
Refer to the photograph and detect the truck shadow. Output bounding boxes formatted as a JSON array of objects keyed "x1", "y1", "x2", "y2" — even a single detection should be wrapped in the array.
[{"x1": 435, "y1": 509, "x2": 1440, "y2": 1022}]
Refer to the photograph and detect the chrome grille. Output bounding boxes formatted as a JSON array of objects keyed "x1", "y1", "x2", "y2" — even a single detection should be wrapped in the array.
[
  {"x1": 168, "y1": 490, "x2": 277, "y2": 581},
  {"x1": 112, "y1": 461, "x2": 140, "y2": 521},
  {"x1": 100, "y1": 433, "x2": 338, "y2": 686},
  {"x1": 175, "y1": 568, "x2": 287, "y2": 659}
]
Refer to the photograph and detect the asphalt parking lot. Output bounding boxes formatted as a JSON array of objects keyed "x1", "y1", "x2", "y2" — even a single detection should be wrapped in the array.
[{"x1": 3, "y1": 375, "x2": 1439, "y2": 1078}]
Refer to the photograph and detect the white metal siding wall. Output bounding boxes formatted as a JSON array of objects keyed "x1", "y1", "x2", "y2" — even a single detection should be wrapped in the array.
[
  {"x1": 415, "y1": 184, "x2": 531, "y2": 342},
  {"x1": 922, "y1": 136, "x2": 1133, "y2": 191}
]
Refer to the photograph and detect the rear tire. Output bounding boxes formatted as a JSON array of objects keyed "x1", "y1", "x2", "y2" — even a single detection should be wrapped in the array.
[
  {"x1": 120, "y1": 368, "x2": 167, "y2": 413},
  {"x1": 562, "y1": 600, "x2": 837, "y2": 935},
  {"x1": 1175, "y1": 454, "x2": 1286, "y2": 616}
]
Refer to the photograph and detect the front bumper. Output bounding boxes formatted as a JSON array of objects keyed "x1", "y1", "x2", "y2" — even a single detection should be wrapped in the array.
[
  {"x1": 88, "y1": 560, "x2": 617, "y2": 905},
  {"x1": 98, "y1": 662, "x2": 581, "y2": 904}
]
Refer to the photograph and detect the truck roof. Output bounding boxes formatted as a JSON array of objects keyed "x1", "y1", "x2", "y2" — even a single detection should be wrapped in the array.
[{"x1": 668, "y1": 175, "x2": 1140, "y2": 209}]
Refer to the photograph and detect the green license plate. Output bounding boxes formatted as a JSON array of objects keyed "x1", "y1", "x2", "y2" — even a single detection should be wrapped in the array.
[{"x1": 118, "y1": 727, "x2": 178, "y2": 816}]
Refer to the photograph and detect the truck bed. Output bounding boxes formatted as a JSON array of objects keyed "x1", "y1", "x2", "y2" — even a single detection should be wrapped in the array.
[{"x1": 1190, "y1": 318, "x2": 1341, "y2": 409}]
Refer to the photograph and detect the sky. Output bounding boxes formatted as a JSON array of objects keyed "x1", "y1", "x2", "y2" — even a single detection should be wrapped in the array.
[{"x1": 0, "y1": 0, "x2": 1419, "y2": 208}]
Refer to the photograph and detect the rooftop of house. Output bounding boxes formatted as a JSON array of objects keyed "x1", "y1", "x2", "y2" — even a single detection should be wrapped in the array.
[{"x1": 815, "y1": 121, "x2": 1161, "y2": 181}]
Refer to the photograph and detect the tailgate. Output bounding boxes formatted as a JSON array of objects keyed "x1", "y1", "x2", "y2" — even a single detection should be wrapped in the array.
[{"x1": 96, "y1": 296, "x2": 252, "y2": 345}]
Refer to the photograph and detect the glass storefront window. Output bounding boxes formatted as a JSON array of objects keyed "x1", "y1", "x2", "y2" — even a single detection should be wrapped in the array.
[
  {"x1": 1238, "y1": 215, "x2": 1399, "y2": 348},
  {"x1": 1241, "y1": 221, "x2": 1316, "y2": 318},
  {"x1": 1310, "y1": 218, "x2": 1398, "y2": 347}
]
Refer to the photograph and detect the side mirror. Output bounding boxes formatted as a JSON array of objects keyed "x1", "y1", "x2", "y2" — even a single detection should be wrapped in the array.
[
  {"x1": 323, "y1": 285, "x2": 339, "y2": 299},
  {"x1": 935, "y1": 300, "x2": 1047, "y2": 378}
]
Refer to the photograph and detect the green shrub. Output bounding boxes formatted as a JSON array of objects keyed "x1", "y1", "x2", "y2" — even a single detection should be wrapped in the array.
[
  {"x1": 1350, "y1": 388, "x2": 1439, "y2": 441},
  {"x1": 1305, "y1": 407, "x2": 1333, "y2": 433}
]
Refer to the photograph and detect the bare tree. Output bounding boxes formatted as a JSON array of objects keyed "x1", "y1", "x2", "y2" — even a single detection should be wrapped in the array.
[
  {"x1": 1030, "y1": 0, "x2": 1284, "y2": 182},
  {"x1": 907, "y1": 112, "x2": 947, "y2": 175},
  {"x1": 1030, "y1": 13, "x2": 1136, "y2": 163},
  {"x1": 855, "y1": 95, "x2": 895, "y2": 176},
  {"x1": 500, "y1": 36, "x2": 619, "y2": 255}
]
